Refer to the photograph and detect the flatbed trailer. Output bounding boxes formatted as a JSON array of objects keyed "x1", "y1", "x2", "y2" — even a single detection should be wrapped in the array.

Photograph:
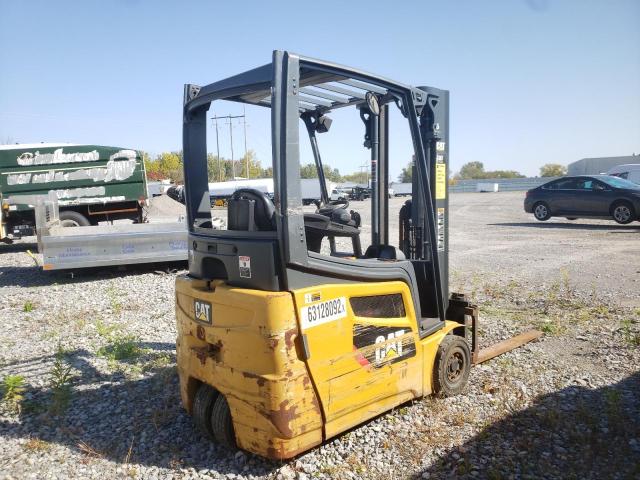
[{"x1": 35, "y1": 198, "x2": 189, "y2": 270}]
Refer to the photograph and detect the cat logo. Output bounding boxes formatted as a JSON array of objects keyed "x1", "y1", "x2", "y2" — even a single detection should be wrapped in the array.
[
  {"x1": 375, "y1": 330, "x2": 405, "y2": 363},
  {"x1": 194, "y1": 300, "x2": 212, "y2": 324},
  {"x1": 353, "y1": 325, "x2": 416, "y2": 368}
]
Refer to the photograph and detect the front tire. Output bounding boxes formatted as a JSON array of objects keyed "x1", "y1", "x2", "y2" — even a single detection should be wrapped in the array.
[
  {"x1": 433, "y1": 336, "x2": 471, "y2": 397},
  {"x1": 611, "y1": 201, "x2": 635, "y2": 225},
  {"x1": 533, "y1": 202, "x2": 551, "y2": 221}
]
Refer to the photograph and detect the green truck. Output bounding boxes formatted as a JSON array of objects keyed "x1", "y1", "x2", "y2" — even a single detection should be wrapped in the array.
[{"x1": 0, "y1": 144, "x2": 147, "y2": 241}]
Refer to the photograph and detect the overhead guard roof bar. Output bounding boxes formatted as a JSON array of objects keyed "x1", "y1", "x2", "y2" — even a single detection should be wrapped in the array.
[
  {"x1": 314, "y1": 83, "x2": 366, "y2": 99},
  {"x1": 298, "y1": 87, "x2": 349, "y2": 103},
  {"x1": 337, "y1": 78, "x2": 387, "y2": 95}
]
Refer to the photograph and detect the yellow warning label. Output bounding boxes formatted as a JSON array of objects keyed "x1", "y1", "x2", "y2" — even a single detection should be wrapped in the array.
[{"x1": 435, "y1": 163, "x2": 446, "y2": 200}]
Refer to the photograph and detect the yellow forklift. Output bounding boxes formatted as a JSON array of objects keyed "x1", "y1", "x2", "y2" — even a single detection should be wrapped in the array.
[{"x1": 175, "y1": 51, "x2": 538, "y2": 459}]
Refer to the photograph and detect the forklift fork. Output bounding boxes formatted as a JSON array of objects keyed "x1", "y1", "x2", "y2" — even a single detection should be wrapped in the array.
[{"x1": 448, "y1": 292, "x2": 541, "y2": 366}]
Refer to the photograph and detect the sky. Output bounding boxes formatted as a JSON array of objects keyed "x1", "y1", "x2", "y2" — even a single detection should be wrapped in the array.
[{"x1": 0, "y1": 0, "x2": 639, "y2": 179}]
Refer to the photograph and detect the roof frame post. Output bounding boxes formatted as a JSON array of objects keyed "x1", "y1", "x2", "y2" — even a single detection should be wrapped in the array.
[
  {"x1": 272, "y1": 51, "x2": 307, "y2": 269},
  {"x1": 182, "y1": 84, "x2": 212, "y2": 229}
]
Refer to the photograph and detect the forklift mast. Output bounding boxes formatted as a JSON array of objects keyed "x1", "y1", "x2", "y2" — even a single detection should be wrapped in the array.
[{"x1": 182, "y1": 50, "x2": 451, "y2": 327}]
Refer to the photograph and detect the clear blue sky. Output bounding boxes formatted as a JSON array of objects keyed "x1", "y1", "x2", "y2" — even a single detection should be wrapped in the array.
[{"x1": 1, "y1": 0, "x2": 638, "y2": 178}]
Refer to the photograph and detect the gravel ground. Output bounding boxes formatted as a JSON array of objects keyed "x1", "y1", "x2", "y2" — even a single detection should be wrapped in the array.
[{"x1": 1, "y1": 192, "x2": 639, "y2": 479}]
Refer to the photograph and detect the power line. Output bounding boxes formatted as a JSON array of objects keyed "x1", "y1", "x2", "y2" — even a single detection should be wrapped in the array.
[{"x1": 211, "y1": 114, "x2": 244, "y2": 181}]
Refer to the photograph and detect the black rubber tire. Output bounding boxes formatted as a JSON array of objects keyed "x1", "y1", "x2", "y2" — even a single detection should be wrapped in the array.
[
  {"x1": 59, "y1": 210, "x2": 90, "y2": 227},
  {"x1": 433, "y1": 335, "x2": 471, "y2": 397},
  {"x1": 532, "y1": 202, "x2": 551, "y2": 221},
  {"x1": 611, "y1": 201, "x2": 635, "y2": 225},
  {"x1": 192, "y1": 383, "x2": 218, "y2": 440},
  {"x1": 211, "y1": 394, "x2": 236, "y2": 449}
]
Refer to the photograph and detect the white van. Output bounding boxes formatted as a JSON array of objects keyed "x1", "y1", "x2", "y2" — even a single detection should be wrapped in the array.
[{"x1": 607, "y1": 164, "x2": 640, "y2": 184}]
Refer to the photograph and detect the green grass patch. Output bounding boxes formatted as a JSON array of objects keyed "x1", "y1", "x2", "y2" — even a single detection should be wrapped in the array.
[
  {"x1": 98, "y1": 333, "x2": 143, "y2": 362},
  {"x1": 1, "y1": 374, "x2": 26, "y2": 413},
  {"x1": 49, "y1": 345, "x2": 74, "y2": 415}
]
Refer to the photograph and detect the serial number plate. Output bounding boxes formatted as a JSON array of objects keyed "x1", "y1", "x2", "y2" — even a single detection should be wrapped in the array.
[{"x1": 300, "y1": 297, "x2": 347, "y2": 330}]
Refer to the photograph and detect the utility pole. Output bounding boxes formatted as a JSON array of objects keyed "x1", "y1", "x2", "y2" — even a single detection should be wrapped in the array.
[
  {"x1": 211, "y1": 114, "x2": 244, "y2": 181},
  {"x1": 359, "y1": 163, "x2": 370, "y2": 186},
  {"x1": 243, "y1": 104, "x2": 249, "y2": 179},
  {"x1": 228, "y1": 115, "x2": 235, "y2": 178},
  {"x1": 212, "y1": 115, "x2": 221, "y2": 181}
]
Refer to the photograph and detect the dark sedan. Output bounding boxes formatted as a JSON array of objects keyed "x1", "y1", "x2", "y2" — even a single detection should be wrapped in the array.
[{"x1": 524, "y1": 175, "x2": 640, "y2": 224}]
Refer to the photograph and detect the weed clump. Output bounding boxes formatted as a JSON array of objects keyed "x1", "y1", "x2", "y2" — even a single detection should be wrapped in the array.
[{"x1": 1, "y1": 374, "x2": 26, "y2": 413}]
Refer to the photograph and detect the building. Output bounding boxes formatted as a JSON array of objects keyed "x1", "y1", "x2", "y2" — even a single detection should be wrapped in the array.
[{"x1": 568, "y1": 155, "x2": 639, "y2": 175}]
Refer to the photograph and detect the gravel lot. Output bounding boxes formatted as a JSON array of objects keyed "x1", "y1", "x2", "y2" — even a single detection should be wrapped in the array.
[{"x1": 1, "y1": 192, "x2": 638, "y2": 479}]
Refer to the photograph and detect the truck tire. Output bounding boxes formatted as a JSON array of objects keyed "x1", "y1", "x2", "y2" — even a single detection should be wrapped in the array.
[
  {"x1": 59, "y1": 210, "x2": 90, "y2": 227},
  {"x1": 211, "y1": 394, "x2": 236, "y2": 449},
  {"x1": 192, "y1": 383, "x2": 217, "y2": 440},
  {"x1": 433, "y1": 335, "x2": 471, "y2": 397}
]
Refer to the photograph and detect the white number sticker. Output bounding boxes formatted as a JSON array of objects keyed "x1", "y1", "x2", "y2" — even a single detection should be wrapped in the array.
[{"x1": 300, "y1": 297, "x2": 347, "y2": 330}]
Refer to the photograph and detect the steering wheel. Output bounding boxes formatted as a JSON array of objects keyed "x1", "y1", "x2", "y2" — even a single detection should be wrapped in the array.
[{"x1": 319, "y1": 197, "x2": 349, "y2": 214}]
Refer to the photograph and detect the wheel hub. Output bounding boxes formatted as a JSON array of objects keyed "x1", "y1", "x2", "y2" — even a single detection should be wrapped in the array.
[
  {"x1": 615, "y1": 206, "x2": 630, "y2": 222},
  {"x1": 447, "y1": 351, "x2": 464, "y2": 381}
]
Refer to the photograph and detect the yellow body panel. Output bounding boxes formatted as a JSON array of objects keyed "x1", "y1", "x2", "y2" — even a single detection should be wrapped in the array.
[
  {"x1": 175, "y1": 276, "x2": 323, "y2": 459},
  {"x1": 176, "y1": 275, "x2": 461, "y2": 459}
]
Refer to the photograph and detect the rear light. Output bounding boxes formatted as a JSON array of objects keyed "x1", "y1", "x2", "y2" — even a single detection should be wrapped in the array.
[{"x1": 525, "y1": 191, "x2": 530, "y2": 197}]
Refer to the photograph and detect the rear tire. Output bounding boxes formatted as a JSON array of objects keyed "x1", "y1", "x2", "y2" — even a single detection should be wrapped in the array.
[
  {"x1": 192, "y1": 383, "x2": 218, "y2": 440},
  {"x1": 533, "y1": 202, "x2": 551, "y2": 221},
  {"x1": 59, "y1": 210, "x2": 90, "y2": 227},
  {"x1": 611, "y1": 201, "x2": 635, "y2": 225},
  {"x1": 211, "y1": 394, "x2": 236, "y2": 449},
  {"x1": 433, "y1": 336, "x2": 471, "y2": 397}
]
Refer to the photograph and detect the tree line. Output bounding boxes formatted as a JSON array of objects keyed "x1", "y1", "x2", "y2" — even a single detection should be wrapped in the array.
[
  {"x1": 144, "y1": 151, "x2": 567, "y2": 184},
  {"x1": 143, "y1": 150, "x2": 272, "y2": 183},
  {"x1": 144, "y1": 150, "x2": 371, "y2": 184}
]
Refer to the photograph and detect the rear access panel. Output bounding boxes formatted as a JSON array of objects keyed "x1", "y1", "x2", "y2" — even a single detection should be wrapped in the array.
[{"x1": 175, "y1": 275, "x2": 323, "y2": 459}]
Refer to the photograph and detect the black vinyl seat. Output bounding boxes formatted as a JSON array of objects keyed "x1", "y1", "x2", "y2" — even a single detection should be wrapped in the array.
[
  {"x1": 228, "y1": 188, "x2": 276, "y2": 231},
  {"x1": 363, "y1": 244, "x2": 406, "y2": 260}
]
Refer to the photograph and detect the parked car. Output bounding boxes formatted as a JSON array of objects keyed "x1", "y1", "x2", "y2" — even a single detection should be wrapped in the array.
[
  {"x1": 606, "y1": 164, "x2": 640, "y2": 184},
  {"x1": 524, "y1": 175, "x2": 640, "y2": 224}
]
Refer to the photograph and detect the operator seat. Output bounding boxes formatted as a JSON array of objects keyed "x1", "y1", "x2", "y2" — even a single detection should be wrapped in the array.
[
  {"x1": 228, "y1": 188, "x2": 276, "y2": 231},
  {"x1": 363, "y1": 244, "x2": 406, "y2": 260}
]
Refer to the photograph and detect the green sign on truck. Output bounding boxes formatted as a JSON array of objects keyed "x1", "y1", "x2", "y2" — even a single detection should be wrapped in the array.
[{"x1": 0, "y1": 144, "x2": 147, "y2": 241}]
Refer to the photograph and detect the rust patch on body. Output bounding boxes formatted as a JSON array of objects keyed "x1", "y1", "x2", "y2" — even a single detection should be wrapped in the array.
[
  {"x1": 242, "y1": 371, "x2": 266, "y2": 387},
  {"x1": 310, "y1": 394, "x2": 321, "y2": 414},
  {"x1": 284, "y1": 328, "x2": 297, "y2": 349},
  {"x1": 196, "y1": 325, "x2": 205, "y2": 340},
  {"x1": 266, "y1": 442, "x2": 310, "y2": 460},
  {"x1": 191, "y1": 342, "x2": 222, "y2": 365},
  {"x1": 269, "y1": 400, "x2": 297, "y2": 438}
]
